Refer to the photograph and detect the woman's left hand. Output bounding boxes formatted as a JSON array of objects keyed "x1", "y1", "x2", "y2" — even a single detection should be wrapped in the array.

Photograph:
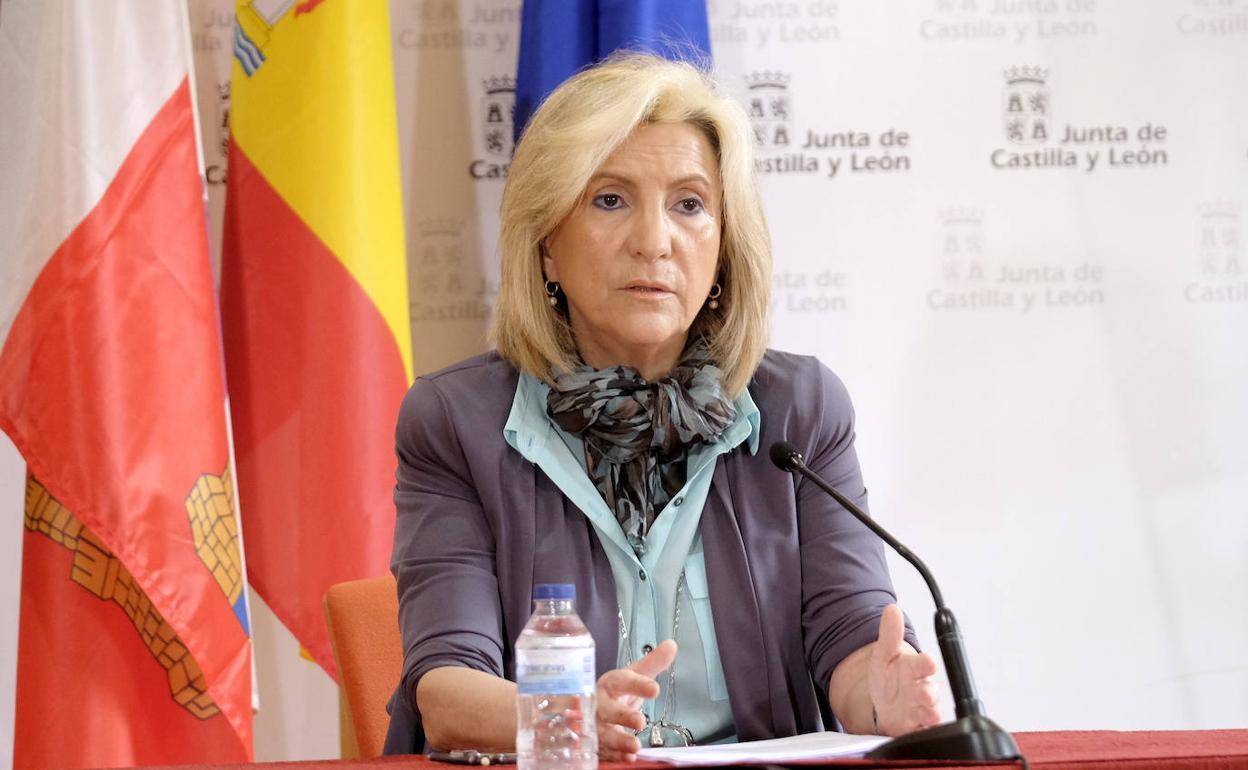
[
  {"x1": 867, "y1": 604, "x2": 942, "y2": 735},
  {"x1": 594, "y1": 640, "x2": 678, "y2": 761}
]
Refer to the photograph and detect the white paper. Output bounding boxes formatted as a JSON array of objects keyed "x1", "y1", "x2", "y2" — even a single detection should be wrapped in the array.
[{"x1": 636, "y1": 731, "x2": 890, "y2": 765}]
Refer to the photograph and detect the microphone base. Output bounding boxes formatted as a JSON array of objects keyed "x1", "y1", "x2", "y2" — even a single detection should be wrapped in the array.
[{"x1": 865, "y1": 715, "x2": 1022, "y2": 762}]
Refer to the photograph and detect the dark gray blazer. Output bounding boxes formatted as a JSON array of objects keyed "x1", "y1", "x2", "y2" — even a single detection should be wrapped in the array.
[{"x1": 384, "y1": 349, "x2": 913, "y2": 754}]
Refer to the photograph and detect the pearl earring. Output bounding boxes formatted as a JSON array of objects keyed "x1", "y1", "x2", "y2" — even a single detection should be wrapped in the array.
[{"x1": 707, "y1": 282, "x2": 722, "y2": 310}]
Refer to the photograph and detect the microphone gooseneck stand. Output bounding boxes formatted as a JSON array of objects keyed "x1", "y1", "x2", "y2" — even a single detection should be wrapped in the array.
[{"x1": 769, "y1": 441, "x2": 1022, "y2": 762}]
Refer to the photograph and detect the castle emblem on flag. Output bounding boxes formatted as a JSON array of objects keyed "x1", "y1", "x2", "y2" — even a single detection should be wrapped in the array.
[
  {"x1": 482, "y1": 76, "x2": 516, "y2": 158},
  {"x1": 24, "y1": 477, "x2": 222, "y2": 719},
  {"x1": 744, "y1": 71, "x2": 793, "y2": 153},
  {"x1": 186, "y1": 466, "x2": 249, "y2": 632},
  {"x1": 1002, "y1": 66, "x2": 1050, "y2": 145}
]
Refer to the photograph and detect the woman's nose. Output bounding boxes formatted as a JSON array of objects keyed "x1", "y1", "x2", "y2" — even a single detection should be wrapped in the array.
[{"x1": 627, "y1": 202, "x2": 672, "y2": 260}]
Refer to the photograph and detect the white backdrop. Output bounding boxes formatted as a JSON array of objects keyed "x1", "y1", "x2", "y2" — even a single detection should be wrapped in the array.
[{"x1": 3, "y1": 0, "x2": 1246, "y2": 764}]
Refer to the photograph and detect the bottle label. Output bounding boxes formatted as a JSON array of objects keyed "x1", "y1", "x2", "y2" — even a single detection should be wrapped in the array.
[{"x1": 515, "y1": 648, "x2": 595, "y2": 695}]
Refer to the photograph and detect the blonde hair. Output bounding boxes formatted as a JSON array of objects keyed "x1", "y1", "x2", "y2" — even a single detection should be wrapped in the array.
[{"x1": 490, "y1": 52, "x2": 772, "y2": 396}]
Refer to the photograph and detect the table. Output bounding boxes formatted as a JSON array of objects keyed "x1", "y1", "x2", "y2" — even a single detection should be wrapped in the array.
[{"x1": 136, "y1": 730, "x2": 1248, "y2": 770}]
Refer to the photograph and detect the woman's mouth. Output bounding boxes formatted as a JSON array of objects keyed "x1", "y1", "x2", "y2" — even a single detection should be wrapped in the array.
[{"x1": 622, "y1": 282, "x2": 674, "y2": 298}]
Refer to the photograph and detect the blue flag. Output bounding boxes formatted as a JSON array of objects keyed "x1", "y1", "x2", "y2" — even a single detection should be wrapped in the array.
[{"x1": 514, "y1": 0, "x2": 712, "y2": 142}]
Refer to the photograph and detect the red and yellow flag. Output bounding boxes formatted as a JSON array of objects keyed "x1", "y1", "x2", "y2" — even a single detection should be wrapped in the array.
[
  {"x1": 222, "y1": 0, "x2": 413, "y2": 677},
  {"x1": 0, "y1": 3, "x2": 252, "y2": 767}
]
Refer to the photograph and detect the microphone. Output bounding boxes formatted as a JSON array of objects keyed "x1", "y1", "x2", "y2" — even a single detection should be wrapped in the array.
[{"x1": 769, "y1": 441, "x2": 1021, "y2": 762}]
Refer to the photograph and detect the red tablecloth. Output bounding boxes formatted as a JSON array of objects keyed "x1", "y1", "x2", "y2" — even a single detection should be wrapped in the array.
[{"x1": 127, "y1": 730, "x2": 1248, "y2": 770}]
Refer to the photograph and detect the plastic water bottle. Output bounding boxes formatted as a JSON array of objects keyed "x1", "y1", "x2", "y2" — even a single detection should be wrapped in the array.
[{"x1": 515, "y1": 584, "x2": 597, "y2": 770}]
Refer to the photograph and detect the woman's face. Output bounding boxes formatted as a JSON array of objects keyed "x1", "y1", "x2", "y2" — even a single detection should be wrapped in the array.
[{"x1": 544, "y1": 121, "x2": 722, "y2": 379}]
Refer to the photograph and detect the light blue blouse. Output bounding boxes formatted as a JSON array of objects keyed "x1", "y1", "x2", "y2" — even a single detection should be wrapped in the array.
[{"x1": 503, "y1": 371, "x2": 760, "y2": 745}]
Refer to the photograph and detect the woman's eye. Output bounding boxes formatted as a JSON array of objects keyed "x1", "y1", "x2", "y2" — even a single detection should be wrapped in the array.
[
  {"x1": 677, "y1": 197, "x2": 705, "y2": 214},
  {"x1": 592, "y1": 194, "x2": 623, "y2": 210}
]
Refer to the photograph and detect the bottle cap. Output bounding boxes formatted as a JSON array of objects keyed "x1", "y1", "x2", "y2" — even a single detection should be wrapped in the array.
[{"x1": 533, "y1": 583, "x2": 575, "y2": 600}]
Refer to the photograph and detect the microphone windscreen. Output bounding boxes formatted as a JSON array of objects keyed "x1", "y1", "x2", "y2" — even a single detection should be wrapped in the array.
[{"x1": 769, "y1": 441, "x2": 800, "y2": 471}]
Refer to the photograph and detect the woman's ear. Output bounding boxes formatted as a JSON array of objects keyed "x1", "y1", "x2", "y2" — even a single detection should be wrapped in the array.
[{"x1": 540, "y1": 240, "x2": 558, "y2": 282}]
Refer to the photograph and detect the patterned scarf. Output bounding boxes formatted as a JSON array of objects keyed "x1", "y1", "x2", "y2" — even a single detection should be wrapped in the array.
[{"x1": 546, "y1": 339, "x2": 737, "y2": 555}]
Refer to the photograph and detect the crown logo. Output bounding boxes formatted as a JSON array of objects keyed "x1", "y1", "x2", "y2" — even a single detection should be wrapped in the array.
[
  {"x1": 1003, "y1": 66, "x2": 1049, "y2": 85},
  {"x1": 417, "y1": 217, "x2": 463, "y2": 238},
  {"x1": 745, "y1": 71, "x2": 791, "y2": 90},
  {"x1": 483, "y1": 75, "x2": 516, "y2": 95},
  {"x1": 940, "y1": 207, "x2": 986, "y2": 226},
  {"x1": 1197, "y1": 200, "x2": 1239, "y2": 220}
]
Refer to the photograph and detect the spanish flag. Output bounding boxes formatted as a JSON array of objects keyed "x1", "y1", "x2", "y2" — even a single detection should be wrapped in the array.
[
  {"x1": 0, "y1": 2, "x2": 252, "y2": 767},
  {"x1": 222, "y1": 0, "x2": 413, "y2": 678}
]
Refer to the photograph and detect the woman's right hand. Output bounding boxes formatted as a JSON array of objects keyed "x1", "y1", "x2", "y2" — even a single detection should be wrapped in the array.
[{"x1": 594, "y1": 640, "x2": 678, "y2": 761}]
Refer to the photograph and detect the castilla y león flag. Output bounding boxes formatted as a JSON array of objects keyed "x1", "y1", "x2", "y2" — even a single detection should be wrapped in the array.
[
  {"x1": 0, "y1": 2, "x2": 252, "y2": 767},
  {"x1": 222, "y1": 0, "x2": 413, "y2": 677}
]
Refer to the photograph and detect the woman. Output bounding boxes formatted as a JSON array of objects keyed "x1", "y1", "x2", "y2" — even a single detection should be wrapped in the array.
[{"x1": 386, "y1": 53, "x2": 941, "y2": 759}]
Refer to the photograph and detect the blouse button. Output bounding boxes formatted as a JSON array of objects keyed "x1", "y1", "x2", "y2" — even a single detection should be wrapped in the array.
[
  {"x1": 639, "y1": 569, "x2": 647, "y2": 581},
  {"x1": 673, "y1": 496, "x2": 684, "y2": 506},
  {"x1": 642, "y1": 644, "x2": 654, "y2": 655}
]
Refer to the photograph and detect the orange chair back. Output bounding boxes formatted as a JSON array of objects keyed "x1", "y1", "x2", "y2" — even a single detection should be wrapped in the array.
[{"x1": 324, "y1": 574, "x2": 403, "y2": 758}]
